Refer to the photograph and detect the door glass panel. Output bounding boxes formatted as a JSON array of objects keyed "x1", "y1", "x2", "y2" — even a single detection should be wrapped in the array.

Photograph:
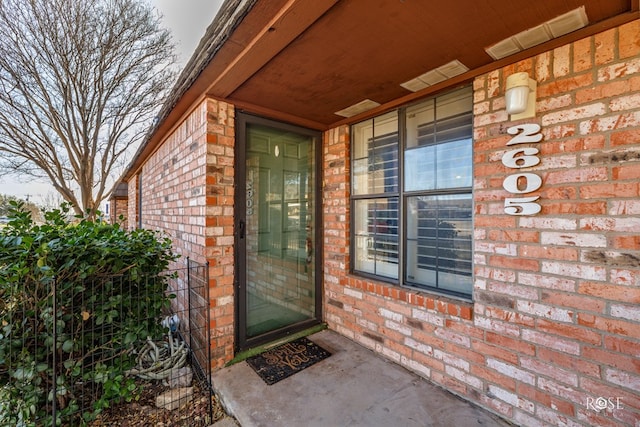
[{"x1": 245, "y1": 123, "x2": 316, "y2": 338}]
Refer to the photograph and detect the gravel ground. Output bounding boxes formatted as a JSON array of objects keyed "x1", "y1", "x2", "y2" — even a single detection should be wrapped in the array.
[{"x1": 90, "y1": 380, "x2": 227, "y2": 427}]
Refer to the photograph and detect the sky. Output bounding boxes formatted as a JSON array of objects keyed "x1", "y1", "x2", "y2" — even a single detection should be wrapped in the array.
[
  {"x1": 153, "y1": 0, "x2": 225, "y2": 65},
  {"x1": 0, "y1": 0, "x2": 224, "y2": 205}
]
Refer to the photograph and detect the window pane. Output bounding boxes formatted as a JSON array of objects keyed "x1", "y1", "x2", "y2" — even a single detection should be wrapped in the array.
[
  {"x1": 436, "y1": 87, "x2": 473, "y2": 121},
  {"x1": 353, "y1": 112, "x2": 398, "y2": 195},
  {"x1": 405, "y1": 128, "x2": 472, "y2": 191},
  {"x1": 406, "y1": 194, "x2": 472, "y2": 295},
  {"x1": 405, "y1": 87, "x2": 473, "y2": 192},
  {"x1": 405, "y1": 144, "x2": 436, "y2": 191},
  {"x1": 436, "y1": 138, "x2": 472, "y2": 188},
  {"x1": 350, "y1": 85, "x2": 474, "y2": 299},
  {"x1": 406, "y1": 99, "x2": 434, "y2": 149},
  {"x1": 354, "y1": 198, "x2": 399, "y2": 279}
]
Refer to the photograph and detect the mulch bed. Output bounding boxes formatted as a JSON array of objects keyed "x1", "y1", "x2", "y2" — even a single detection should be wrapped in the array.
[{"x1": 90, "y1": 380, "x2": 227, "y2": 427}]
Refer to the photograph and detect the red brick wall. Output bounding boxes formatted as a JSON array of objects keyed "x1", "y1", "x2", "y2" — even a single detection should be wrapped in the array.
[
  {"x1": 109, "y1": 198, "x2": 128, "y2": 228},
  {"x1": 130, "y1": 98, "x2": 236, "y2": 370},
  {"x1": 137, "y1": 101, "x2": 209, "y2": 262},
  {"x1": 203, "y1": 99, "x2": 236, "y2": 369},
  {"x1": 126, "y1": 175, "x2": 138, "y2": 229},
  {"x1": 323, "y1": 20, "x2": 640, "y2": 427}
]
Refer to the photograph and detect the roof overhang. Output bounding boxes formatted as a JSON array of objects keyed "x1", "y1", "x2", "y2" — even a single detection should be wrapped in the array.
[{"x1": 123, "y1": 0, "x2": 639, "y2": 180}]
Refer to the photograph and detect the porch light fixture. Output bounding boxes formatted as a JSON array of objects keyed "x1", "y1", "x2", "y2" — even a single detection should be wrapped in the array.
[
  {"x1": 505, "y1": 72, "x2": 537, "y2": 120},
  {"x1": 486, "y1": 6, "x2": 588, "y2": 60}
]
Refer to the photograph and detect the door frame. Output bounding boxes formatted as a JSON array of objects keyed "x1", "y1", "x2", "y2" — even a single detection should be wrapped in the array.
[{"x1": 235, "y1": 112, "x2": 323, "y2": 351}]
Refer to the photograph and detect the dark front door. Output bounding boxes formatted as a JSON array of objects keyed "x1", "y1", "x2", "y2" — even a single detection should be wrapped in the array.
[{"x1": 236, "y1": 113, "x2": 322, "y2": 350}]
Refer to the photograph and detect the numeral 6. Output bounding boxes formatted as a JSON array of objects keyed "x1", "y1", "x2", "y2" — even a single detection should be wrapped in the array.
[{"x1": 502, "y1": 147, "x2": 540, "y2": 169}]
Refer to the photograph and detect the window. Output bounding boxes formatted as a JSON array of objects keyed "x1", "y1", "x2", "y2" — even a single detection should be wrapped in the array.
[{"x1": 351, "y1": 86, "x2": 473, "y2": 298}]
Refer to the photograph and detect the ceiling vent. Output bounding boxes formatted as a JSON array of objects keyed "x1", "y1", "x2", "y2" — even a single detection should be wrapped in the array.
[
  {"x1": 334, "y1": 99, "x2": 381, "y2": 118},
  {"x1": 486, "y1": 6, "x2": 588, "y2": 60},
  {"x1": 400, "y1": 60, "x2": 469, "y2": 93}
]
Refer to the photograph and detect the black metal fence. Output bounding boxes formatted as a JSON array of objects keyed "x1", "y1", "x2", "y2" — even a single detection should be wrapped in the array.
[{"x1": 1, "y1": 258, "x2": 213, "y2": 426}]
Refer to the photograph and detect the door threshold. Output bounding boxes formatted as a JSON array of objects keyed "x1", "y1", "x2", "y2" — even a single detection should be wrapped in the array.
[{"x1": 227, "y1": 323, "x2": 327, "y2": 367}]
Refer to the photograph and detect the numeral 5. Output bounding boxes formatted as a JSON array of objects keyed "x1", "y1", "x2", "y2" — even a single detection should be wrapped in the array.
[{"x1": 504, "y1": 196, "x2": 541, "y2": 216}]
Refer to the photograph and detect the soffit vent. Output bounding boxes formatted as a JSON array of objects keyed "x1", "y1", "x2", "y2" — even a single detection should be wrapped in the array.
[
  {"x1": 400, "y1": 60, "x2": 469, "y2": 93},
  {"x1": 334, "y1": 99, "x2": 381, "y2": 118},
  {"x1": 486, "y1": 6, "x2": 588, "y2": 60}
]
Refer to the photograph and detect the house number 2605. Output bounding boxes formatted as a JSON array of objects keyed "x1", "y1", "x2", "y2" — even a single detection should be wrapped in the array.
[{"x1": 502, "y1": 124, "x2": 543, "y2": 215}]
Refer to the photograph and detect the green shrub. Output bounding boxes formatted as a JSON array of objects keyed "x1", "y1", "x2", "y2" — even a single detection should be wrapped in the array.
[{"x1": 0, "y1": 202, "x2": 177, "y2": 426}]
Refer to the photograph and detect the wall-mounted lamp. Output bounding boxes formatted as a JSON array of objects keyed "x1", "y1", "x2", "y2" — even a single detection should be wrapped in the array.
[{"x1": 505, "y1": 72, "x2": 537, "y2": 120}]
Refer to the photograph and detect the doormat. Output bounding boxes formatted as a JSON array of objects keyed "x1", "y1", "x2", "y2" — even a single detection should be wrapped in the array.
[{"x1": 246, "y1": 337, "x2": 331, "y2": 385}]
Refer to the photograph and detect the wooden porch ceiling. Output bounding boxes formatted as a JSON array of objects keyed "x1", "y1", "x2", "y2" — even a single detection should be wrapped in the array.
[
  {"x1": 200, "y1": 0, "x2": 637, "y2": 130},
  {"x1": 122, "y1": 0, "x2": 638, "y2": 180}
]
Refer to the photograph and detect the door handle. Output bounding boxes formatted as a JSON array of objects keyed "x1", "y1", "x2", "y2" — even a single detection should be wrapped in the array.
[{"x1": 239, "y1": 220, "x2": 245, "y2": 238}]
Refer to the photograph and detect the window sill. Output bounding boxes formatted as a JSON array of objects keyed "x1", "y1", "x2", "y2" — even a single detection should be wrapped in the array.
[{"x1": 344, "y1": 273, "x2": 474, "y2": 320}]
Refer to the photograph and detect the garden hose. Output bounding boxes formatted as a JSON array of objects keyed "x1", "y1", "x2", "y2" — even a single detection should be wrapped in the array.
[{"x1": 126, "y1": 333, "x2": 188, "y2": 380}]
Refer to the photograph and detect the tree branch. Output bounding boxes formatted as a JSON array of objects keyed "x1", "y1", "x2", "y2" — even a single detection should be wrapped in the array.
[{"x1": 0, "y1": 0, "x2": 176, "y2": 217}]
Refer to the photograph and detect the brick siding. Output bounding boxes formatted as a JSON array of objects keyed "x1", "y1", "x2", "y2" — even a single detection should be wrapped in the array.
[
  {"x1": 128, "y1": 98, "x2": 236, "y2": 370},
  {"x1": 122, "y1": 18, "x2": 640, "y2": 427},
  {"x1": 323, "y1": 20, "x2": 640, "y2": 427},
  {"x1": 109, "y1": 197, "x2": 128, "y2": 228},
  {"x1": 126, "y1": 174, "x2": 138, "y2": 229}
]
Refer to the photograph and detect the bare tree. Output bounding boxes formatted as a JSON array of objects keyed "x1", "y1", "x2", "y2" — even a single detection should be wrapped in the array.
[
  {"x1": 39, "y1": 191, "x2": 66, "y2": 211},
  {"x1": 0, "y1": 0, "x2": 176, "y2": 217}
]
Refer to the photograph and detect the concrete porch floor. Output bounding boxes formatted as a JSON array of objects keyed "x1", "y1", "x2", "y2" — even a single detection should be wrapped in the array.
[{"x1": 212, "y1": 330, "x2": 514, "y2": 427}]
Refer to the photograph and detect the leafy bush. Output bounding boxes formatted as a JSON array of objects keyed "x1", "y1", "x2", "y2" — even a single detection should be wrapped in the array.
[{"x1": 0, "y1": 202, "x2": 177, "y2": 426}]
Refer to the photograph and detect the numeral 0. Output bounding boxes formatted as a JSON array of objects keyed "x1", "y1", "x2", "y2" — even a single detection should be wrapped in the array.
[{"x1": 503, "y1": 173, "x2": 542, "y2": 194}]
